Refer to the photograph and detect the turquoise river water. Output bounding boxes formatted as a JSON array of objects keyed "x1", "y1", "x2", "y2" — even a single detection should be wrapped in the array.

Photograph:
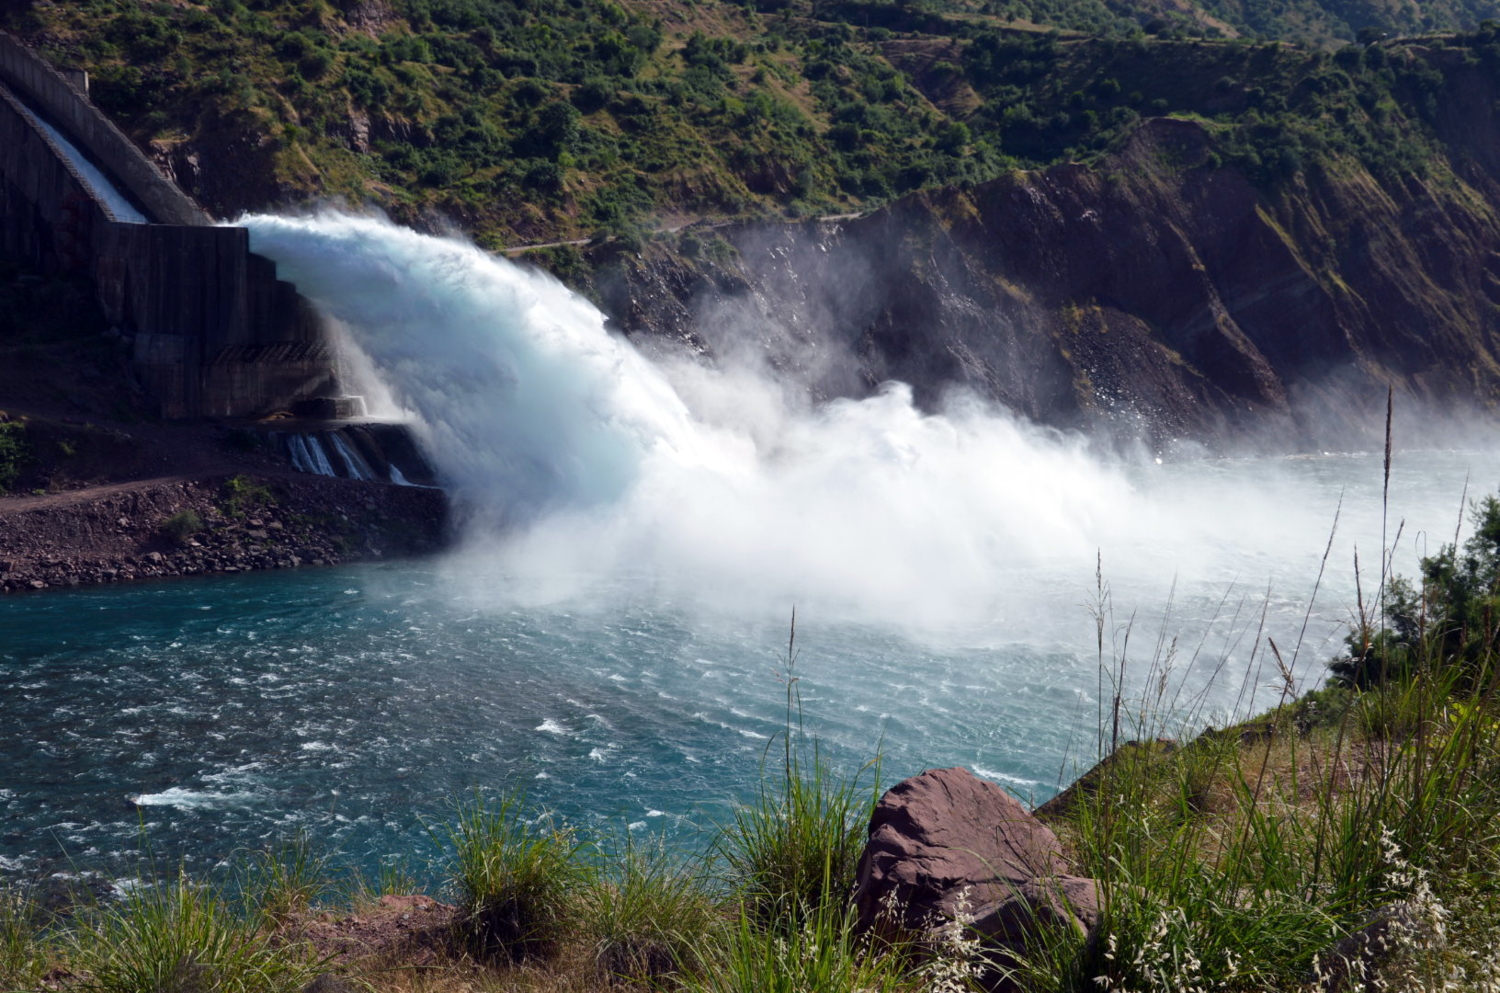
[{"x1": 3, "y1": 213, "x2": 1497, "y2": 887}]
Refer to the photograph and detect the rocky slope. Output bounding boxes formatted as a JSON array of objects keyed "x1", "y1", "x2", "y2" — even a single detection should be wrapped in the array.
[{"x1": 589, "y1": 107, "x2": 1500, "y2": 448}]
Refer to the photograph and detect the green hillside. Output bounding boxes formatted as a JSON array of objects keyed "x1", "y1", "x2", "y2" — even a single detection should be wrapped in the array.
[
  {"x1": 4, "y1": 0, "x2": 1004, "y2": 244},
  {"x1": 6, "y1": 0, "x2": 1500, "y2": 248}
]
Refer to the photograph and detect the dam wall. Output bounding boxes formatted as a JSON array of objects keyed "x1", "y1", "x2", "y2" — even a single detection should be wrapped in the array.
[
  {"x1": 0, "y1": 32, "x2": 205, "y2": 228},
  {"x1": 0, "y1": 32, "x2": 335, "y2": 419}
]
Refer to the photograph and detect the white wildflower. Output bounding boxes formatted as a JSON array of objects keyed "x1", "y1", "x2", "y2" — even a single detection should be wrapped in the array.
[{"x1": 922, "y1": 886, "x2": 983, "y2": 993}]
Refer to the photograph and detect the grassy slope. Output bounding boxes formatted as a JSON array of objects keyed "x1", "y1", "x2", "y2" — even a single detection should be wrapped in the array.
[{"x1": 5, "y1": 0, "x2": 1006, "y2": 244}]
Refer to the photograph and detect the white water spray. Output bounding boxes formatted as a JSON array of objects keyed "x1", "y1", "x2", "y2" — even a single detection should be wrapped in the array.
[
  {"x1": 243, "y1": 212, "x2": 1482, "y2": 637},
  {"x1": 245, "y1": 213, "x2": 709, "y2": 524}
]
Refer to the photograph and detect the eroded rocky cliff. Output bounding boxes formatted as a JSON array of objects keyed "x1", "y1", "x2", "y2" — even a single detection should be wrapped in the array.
[{"x1": 591, "y1": 110, "x2": 1500, "y2": 449}]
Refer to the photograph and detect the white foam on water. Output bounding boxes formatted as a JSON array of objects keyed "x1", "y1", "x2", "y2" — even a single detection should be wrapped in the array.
[
  {"x1": 110, "y1": 877, "x2": 152, "y2": 896},
  {"x1": 129, "y1": 788, "x2": 259, "y2": 809},
  {"x1": 972, "y1": 766, "x2": 1043, "y2": 790}
]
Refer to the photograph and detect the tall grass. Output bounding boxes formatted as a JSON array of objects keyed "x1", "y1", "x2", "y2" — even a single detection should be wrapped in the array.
[
  {"x1": 435, "y1": 792, "x2": 595, "y2": 963},
  {"x1": 1034, "y1": 676, "x2": 1500, "y2": 990},
  {"x1": 239, "y1": 832, "x2": 331, "y2": 927},
  {"x1": 715, "y1": 742, "x2": 878, "y2": 927},
  {"x1": 577, "y1": 833, "x2": 719, "y2": 982},
  {"x1": 674, "y1": 896, "x2": 906, "y2": 993},
  {"x1": 1027, "y1": 424, "x2": 1500, "y2": 992},
  {"x1": 342, "y1": 857, "x2": 422, "y2": 911},
  {"x1": 0, "y1": 884, "x2": 49, "y2": 991},
  {"x1": 713, "y1": 611, "x2": 882, "y2": 925},
  {"x1": 70, "y1": 871, "x2": 320, "y2": 993}
]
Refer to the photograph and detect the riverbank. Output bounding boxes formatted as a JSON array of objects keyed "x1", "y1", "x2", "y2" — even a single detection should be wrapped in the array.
[
  {"x1": 0, "y1": 388, "x2": 447, "y2": 593},
  {"x1": 0, "y1": 470, "x2": 446, "y2": 593}
]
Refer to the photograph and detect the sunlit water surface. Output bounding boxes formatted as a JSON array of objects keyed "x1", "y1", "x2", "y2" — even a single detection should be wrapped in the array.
[{"x1": 2, "y1": 448, "x2": 1495, "y2": 885}]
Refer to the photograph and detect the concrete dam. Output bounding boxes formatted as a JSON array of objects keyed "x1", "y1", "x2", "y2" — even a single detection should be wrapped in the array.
[{"x1": 0, "y1": 31, "x2": 339, "y2": 421}]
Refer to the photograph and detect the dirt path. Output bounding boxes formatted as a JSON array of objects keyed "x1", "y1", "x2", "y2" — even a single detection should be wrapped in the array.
[
  {"x1": 3, "y1": 473, "x2": 201, "y2": 511},
  {"x1": 495, "y1": 211, "x2": 870, "y2": 256},
  {"x1": 0, "y1": 458, "x2": 324, "y2": 512},
  {"x1": 499, "y1": 237, "x2": 592, "y2": 255}
]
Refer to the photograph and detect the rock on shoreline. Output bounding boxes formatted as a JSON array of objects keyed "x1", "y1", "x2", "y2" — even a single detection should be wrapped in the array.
[
  {"x1": 855, "y1": 767, "x2": 1101, "y2": 988},
  {"x1": 0, "y1": 473, "x2": 446, "y2": 592}
]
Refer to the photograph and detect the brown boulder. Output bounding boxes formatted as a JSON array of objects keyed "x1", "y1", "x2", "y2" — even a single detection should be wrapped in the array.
[{"x1": 854, "y1": 767, "x2": 1099, "y2": 949}]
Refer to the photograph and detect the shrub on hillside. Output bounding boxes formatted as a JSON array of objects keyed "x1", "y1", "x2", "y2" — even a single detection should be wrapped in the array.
[
  {"x1": 1332, "y1": 494, "x2": 1500, "y2": 689},
  {"x1": 219, "y1": 476, "x2": 274, "y2": 518},
  {"x1": 0, "y1": 420, "x2": 26, "y2": 495},
  {"x1": 160, "y1": 509, "x2": 204, "y2": 545}
]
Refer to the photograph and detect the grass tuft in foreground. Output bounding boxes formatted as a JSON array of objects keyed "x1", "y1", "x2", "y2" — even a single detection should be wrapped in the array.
[
  {"x1": 577, "y1": 833, "x2": 719, "y2": 983},
  {"x1": 0, "y1": 884, "x2": 50, "y2": 991},
  {"x1": 70, "y1": 871, "x2": 321, "y2": 993},
  {"x1": 675, "y1": 896, "x2": 907, "y2": 993},
  {"x1": 715, "y1": 611, "x2": 883, "y2": 927},
  {"x1": 239, "y1": 831, "x2": 331, "y2": 929},
  {"x1": 437, "y1": 791, "x2": 596, "y2": 964}
]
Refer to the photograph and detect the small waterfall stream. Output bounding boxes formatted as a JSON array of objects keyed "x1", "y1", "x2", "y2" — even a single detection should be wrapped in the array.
[
  {"x1": 326, "y1": 432, "x2": 374, "y2": 480},
  {"x1": 284, "y1": 432, "x2": 337, "y2": 477},
  {"x1": 22, "y1": 101, "x2": 148, "y2": 224},
  {"x1": 275, "y1": 425, "x2": 433, "y2": 486}
]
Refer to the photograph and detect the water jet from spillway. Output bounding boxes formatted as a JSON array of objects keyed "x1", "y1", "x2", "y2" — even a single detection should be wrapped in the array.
[{"x1": 242, "y1": 212, "x2": 1479, "y2": 637}]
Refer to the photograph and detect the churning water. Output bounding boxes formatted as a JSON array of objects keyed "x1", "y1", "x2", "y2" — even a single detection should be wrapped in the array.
[{"x1": 2, "y1": 212, "x2": 1497, "y2": 885}]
